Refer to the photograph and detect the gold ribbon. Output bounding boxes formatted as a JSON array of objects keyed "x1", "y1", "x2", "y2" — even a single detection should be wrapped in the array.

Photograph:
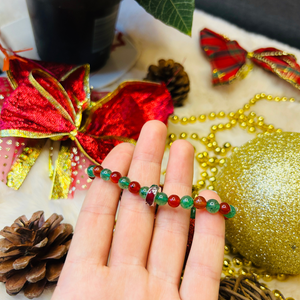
[
  {"x1": 51, "y1": 140, "x2": 72, "y2": 199},
  {"x1": 7, "y1": 140, "x2": 46, "y2": 190}
]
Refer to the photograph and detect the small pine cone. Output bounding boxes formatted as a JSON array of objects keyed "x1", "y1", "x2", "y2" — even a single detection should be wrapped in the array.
[
  {"x1": 0, "y1": 211, "x2": 73, "y2": 299},
  {"x1": 145, "y1": 59, "x2": 190, "y2": 107}
]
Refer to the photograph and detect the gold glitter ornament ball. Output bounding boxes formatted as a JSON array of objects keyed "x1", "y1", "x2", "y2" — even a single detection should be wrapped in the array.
[{"x1": 215, "y1": 132, "x2": 300, "y2": 274}]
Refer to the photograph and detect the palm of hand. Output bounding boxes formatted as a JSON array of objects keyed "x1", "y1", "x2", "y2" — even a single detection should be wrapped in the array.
[
  {"x1": 52, "y1": 121, "x2": 225, "y2": 300},
  {"x1": 56, "y1": 264, "x2": 182, "y2": 300}
]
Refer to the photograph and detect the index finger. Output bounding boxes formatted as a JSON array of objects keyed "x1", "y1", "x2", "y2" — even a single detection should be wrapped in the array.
[
  {"x1": 180, "y1": 190, "x2": 225, "y2": 300},
  {"x1": 66, "y1": 142, "x2": 134, "y2": 266}
]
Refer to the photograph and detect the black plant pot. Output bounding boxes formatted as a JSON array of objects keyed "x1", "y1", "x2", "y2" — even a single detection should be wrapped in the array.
[{"x1": 26, "y1": 0, "x2": 121, "y2": 71}]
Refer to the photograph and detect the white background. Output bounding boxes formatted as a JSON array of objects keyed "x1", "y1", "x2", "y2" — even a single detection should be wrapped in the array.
[{"x1": 0, "y1": 0, "x2": 300, "y2": 299}]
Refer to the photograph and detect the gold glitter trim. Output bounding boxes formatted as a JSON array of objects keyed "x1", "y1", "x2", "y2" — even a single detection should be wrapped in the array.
[
  {"x1": 7, "y1": 141, "x2": 46, "y2": 190},
  {"x1": 0, "y1": 129, "x2": 68, "y2": 139},
  {"x1": 212, "y1": 62, "x2": 253, "y2": 86},
  {"x1": 50, "y1": 141, "x2": 72, "y2": 199},
  {"x1": 73, "y1": 95, "x2": 84, "y2": 128},
  {"x1": 60, "y1": 64, "x2": 91, "y2": 109},
  {"x1": 73, "y1": 138, "x2": 100, "y2": 166},
  {"x1": 72, "y1": 135, "x2": 137, "y2": 167},
  {"x1": 29, "y1": 69, "x2": 76, "y2": 124},
  {"x1": 60, "y1": 65, "x2": 90, "y2": 128},
  {"x1": 251, "y1": 52, "x2": 300, "y2": 91},
  {"x1": 6, "y1": 70, "x2": 18, "y2": 90},
  {"x1": 238, "y1": 63, "x2": 253, "y2": 79},
  {"x1": 48, "y1": 140, "x2": 54, "y2": 180}
]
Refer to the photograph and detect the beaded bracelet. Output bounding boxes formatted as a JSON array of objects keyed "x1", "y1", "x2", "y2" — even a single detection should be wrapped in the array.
[{"x1": 87, "y1": 165, "x2": 236, "y2": 219}]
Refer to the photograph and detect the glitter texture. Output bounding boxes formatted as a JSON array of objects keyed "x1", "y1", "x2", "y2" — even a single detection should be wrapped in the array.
[
  {"x1": 51, "y1": 141, "x2": 72, "y2": 199},
  {"x1": 215, "y1": 132, "x2": 300, "y2": 274},
  {"x1": 7, "y1": 141, "x2": 46, "y2": 190}
]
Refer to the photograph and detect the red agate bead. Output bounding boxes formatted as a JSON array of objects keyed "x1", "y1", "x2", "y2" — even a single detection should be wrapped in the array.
[
  {"x1": 93, "y1": 166, "x2": 103, "y2": 178},
  {"x1": 194, "y1": 196, "x2": 207, "y2": 209},
  {"x1": 168, "y1": 194, "x2": 180, "y2": 208},
  {"x1": 110, "y1": 171, "x2": 121, "y2": 183},
  {"x1": 219, "y1": 202, "x2": 231, "y2": 214},
  {"x1": 128, "y1": 181, "x2": 141, "y2": 193}
]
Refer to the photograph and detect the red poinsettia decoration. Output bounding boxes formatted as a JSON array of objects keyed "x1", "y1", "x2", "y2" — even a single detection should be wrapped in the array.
[{"x1": 0, "y1": 50, "x2": 173, "y2": 198}]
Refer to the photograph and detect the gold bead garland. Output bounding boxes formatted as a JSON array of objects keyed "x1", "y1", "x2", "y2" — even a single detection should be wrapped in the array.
[
  {"x1": 223, "y1": 243, "x2": 289, "y2": 281},
  {"x1": 167, "y1": 92, "x2": 297, "y2": 282},
  {"x1": 168, "y1": 93, "x2": 294, "y2": 195}
]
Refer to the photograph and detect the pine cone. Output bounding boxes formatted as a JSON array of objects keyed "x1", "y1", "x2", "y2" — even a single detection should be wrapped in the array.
[
  {"x1": 145, "y1": 59, "x2": 190, "y2": 107},
  {"x1": 0, "y1": 211, "x2": 73, "y2": 299}
]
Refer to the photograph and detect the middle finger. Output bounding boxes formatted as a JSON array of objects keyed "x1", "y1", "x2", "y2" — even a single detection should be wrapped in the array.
[{"x1": 109, "y1": 120, "x2": 167, "y2": 267}]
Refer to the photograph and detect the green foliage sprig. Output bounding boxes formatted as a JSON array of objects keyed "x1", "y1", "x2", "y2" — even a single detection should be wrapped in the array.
[{"x1": 136, "y1": 0, "x2": 195, "y2": 35}]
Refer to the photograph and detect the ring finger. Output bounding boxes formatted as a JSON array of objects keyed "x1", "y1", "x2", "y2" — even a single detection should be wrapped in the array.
[{"x1": 147, "y1": 139, "x2": 194, "y2": 285}]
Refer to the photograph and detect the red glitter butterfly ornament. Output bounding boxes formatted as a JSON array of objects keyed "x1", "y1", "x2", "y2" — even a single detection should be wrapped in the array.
[{"x1": 200, "y1": 28, "x2": 300, "y2": 89}]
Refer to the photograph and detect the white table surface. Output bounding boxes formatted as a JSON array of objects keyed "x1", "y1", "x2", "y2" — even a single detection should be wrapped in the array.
[{"x1": 0, "y1": 0, "x2": 300, "y2": 299}]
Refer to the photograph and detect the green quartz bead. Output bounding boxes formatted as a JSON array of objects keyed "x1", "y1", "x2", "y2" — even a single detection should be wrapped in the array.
[
  {"x1": 139, "y1": 186, "x2": 149, "y2": 199},
  {"x1": 100, "y1": 168, "x2": 111, "y2": 181},
  {"x1": 206, "y1": 199, "x2": 220, "y2": 214},
  {"x1": 87, "y1": 165, "x2": 95, "y2": 178},
  {"x1": 155, "y1": 192, "x2": 168, "y2": 205},
  {"x1": 180, "y1": 195, "x2": 194, "y2": 209},
  {"x1": 190, "y1": 207, "x2": 196, "y2": 219},
  {"x1": 118, "y1": 177, "x2": 130, "y2": 189},
  {"x1": 224, "y1": 205, "x2": 236, "y2": 218}
]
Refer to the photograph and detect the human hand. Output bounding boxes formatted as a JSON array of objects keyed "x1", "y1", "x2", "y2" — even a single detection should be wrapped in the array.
[{"x1": 51, "y1": 120, "x2": 225, "y2": 300}]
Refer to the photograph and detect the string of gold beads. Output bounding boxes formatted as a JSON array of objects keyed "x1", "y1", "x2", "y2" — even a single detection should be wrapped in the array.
[
  {"x1": 168, "y1": 93, "x2": 293, "y2": 195},
  {"x1": 223, "y1": 242, "x2": 292, "y2": 291}
]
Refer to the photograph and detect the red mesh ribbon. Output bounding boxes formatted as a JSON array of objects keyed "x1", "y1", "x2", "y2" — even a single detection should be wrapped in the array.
[
  {"x1": 0, "y1": 54, "x2": 173, "y2": 197},
  {"x1": 200, "y1": 28, "x2": 300, "y2": 89}
]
